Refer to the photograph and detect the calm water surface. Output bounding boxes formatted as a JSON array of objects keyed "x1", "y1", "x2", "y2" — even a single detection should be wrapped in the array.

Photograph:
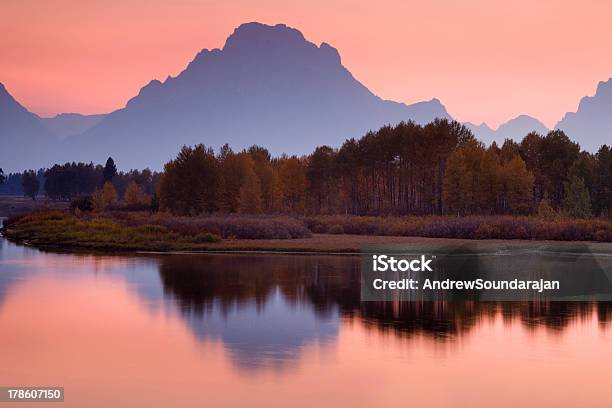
[{"x1": 1, "y1": 237, "x2": 612, "y2": 407}]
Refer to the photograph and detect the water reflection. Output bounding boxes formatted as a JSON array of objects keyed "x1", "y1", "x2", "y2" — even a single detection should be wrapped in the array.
[
  {"x1": 157, "y1": 254, "x2": 612, "y2": 341},
  {"x1": 1, "y1": 239, "x2": 612, "y2": 372}
]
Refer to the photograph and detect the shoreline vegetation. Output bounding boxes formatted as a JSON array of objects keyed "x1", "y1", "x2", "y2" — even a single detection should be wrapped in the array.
[{"x1": 2, "y1": 210, "x2": 612, "y2": 254}]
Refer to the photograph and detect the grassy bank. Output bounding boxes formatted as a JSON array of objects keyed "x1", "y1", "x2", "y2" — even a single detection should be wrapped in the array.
[
  {"x1": 1, "y1": 211, "x2": 311, "y2": 251},
  {"x1": 0, "y1": 196, "x2": 68, "y2": 218},
  {"x1": 3, "y1": 210, "x2": 612, "y2": 253}
]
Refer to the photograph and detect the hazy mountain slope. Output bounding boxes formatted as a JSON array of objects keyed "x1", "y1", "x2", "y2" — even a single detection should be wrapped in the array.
[
  {"x1": 0, "y1": 83, "x2": 57, "y2": 172},
  {"x1": 556, "y1": 78, "x2": 612, "y2": 152},
  {"x1": 66, "y1": 22, "x2": 451, "y2": 170},
  {"x1": 465, "y1": 115, "x2": 549, "y2": 146},
  {"x1": 41, "y1": 113, "x2": 107, "y2": 139}
]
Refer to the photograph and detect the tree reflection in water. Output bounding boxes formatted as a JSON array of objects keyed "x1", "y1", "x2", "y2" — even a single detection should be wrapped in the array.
[{"x1": 158, "y1": 253, "x2": 612, "y2": 342}]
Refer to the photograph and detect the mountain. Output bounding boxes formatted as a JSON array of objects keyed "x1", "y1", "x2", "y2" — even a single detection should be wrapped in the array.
[
  {"x1": 65, "y1": 22, "x2": 452, "y2": 170},
  {"x1": 463, "y1": 122, "x2": 496, "y2": 144},
  {"x1": 41, "y1": 113, "x2": 106, "y2": 139},
  {"x1": 555, "y1": 78, "x2": 612, "y2": 152},
  {"x1": 0, "y1": 83, "x2": 58, "y2": 172},
  {"x1": 465, "y1": 115, "x2": 549, "y2": 146}
]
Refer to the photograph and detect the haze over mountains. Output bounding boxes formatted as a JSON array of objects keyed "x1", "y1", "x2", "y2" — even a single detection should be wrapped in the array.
[
  {"x1": 467, "y1": 78, "x2": 612, "y2": 152},
  {"x1": 0, "y1": 83, "x2": 56, "y2": 172},
  {"x1": 41, "y1": 113, "x2": 107, "y2": 140},
  {"x1": 555, "y1": 78, "x2": 612, "y2": 153},
  {"x1": 465, "y1": 115, "x2": 550, "y2": 146},
  {"x1": 1, "y1": 22, "x2": 612, "y2": 172}
]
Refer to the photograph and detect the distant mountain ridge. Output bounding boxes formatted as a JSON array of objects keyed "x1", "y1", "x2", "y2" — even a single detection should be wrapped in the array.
[
  {"x1": 0, "y1": 83, "x2": 57, "y2": 172},
  {"x1": 41, "y1": 113, "x2": 107, "y2": 139},
  {"x1": 62, "y1": 22, "x2": 452, "y2": 170},
  {"x1": 555, "y1": 78, "x2": 612, "y2": 153},
  {"x1": 465, "y1": 115, "x2": 550, "y2": 146}
]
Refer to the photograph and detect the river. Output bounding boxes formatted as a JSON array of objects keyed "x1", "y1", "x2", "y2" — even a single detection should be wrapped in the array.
[{"x1": 0, "y1": 235, "x2": 611, "y2": 407}]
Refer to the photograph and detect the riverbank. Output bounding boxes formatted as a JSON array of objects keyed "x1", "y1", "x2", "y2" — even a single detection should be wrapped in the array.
[
  {"x1": 1, "y1": 210, "x2": 310, "y2": 252},
  {"x1": 3, "y1": 210, "x2": 612, "y2": 254},
  {"x1": 152, "y1": 233, "x2": 612, "y2": 254}
]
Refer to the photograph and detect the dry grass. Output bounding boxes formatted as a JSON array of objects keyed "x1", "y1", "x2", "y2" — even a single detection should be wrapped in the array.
[
  {"x1": 1, "y1": 210, "x2": 311, "y2": 252},
  {"x1": 304, "y1": 215, "x2": 612, "y2": 242}
]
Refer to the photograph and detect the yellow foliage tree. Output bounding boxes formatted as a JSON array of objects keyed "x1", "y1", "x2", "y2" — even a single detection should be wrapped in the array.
[
  {"x1": 278, "y1": 156, "x2": 307, "y2": 213},
  {"x1": 92, "y1": 182, "x2": 117, "y2": 212},
  {"x1": 124, "y1": 181, "x2": 147, "y2": 206},
  {"x1": 102, "y1": 182, "x2": 118, "y2": 207},
  {"x1": 500, "y1": 155, "x2": 535, "y2": 214}
]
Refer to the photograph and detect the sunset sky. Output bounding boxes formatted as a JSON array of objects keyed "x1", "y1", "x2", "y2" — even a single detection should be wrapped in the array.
[{"x1": 2, "y1": 0, "x2": 612, "y2": 128}]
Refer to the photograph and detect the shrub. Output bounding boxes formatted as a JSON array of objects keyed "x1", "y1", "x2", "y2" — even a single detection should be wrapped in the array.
[
  {"x1": 70, "y1": 195, "x2": 94, "y2": 212},
  {"x1": 158, "y1": 215, "x2": 311, "y2": 240},
  {"x1": 328, "y1": 224, "x2": 345, "y2": 234},
  {"x1": 303, "y1": 215, "x2": 612, "y2": 242}
]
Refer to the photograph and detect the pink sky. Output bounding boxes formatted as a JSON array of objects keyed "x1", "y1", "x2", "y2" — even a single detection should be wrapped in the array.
[{"x1": 1, "y1": 0, "x2": 612, "y2": 128}]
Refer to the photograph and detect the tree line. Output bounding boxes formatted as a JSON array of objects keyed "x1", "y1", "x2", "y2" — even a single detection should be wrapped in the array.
[
  {"x1": 159, "y1": 119, "x2": 611, "y2": 218},
  {"x1": 1, "y1": 118, "x2": 611, "y2": 218},
  {"x1": 0, "y1": 159, "x2": 161, "y2": 208}
]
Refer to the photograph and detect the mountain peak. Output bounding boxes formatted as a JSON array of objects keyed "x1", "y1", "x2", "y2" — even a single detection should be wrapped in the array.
[
  {"x1": 465, "y1": 115, "x2": 549, "y2": 146},
  {"x1": 0, "y1": 82, "x2": 14, "y2": 101},
  {"x1": 595, "y1": 77, "x2": 612, "y2": 95},
  {"x1": 35, "y1": 22, "x2": 455, "y2": 170},
  {"x1": 223, "y1": 22, "x2": 307, "y2": 52},
  {"x1": 0, "y1": 82, "x2": 28, "y2": 112},
  {"x1": 555, "y1": 77, "x2": 612, "y2": 152}
]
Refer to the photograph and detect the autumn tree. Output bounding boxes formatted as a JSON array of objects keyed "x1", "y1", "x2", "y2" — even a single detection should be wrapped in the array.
[
  {"x1": 537, "y1": 130, "x2": 580, "y2": 209},
  {"x1": 217, "y1": 151, "x2": 257, "y2": 212},
  {"x1": 500, "y1": 139, "x2": 520, "y2": 163},
  {"x1": 124, "y1": 180, "x2": 148, "y2": 206},
  {"x1": 159, "y1": 144, "x2": 218, "y2": 215},
  {"x1": 443, "y1": 140, "x2": 500, "y2": 215},
  {"x1": 279, "y1": 156, "x2": 307, "y2": 213},
  {"x1": 442, "y1": 148, "x2": 468, "y2": 215},
  {"x1": 519, "y1": 132, "x2": 544, "y2": 207},
  {"x1": 563, "y1": 175, "x2": 591, "y2": 218},
  {"x1": 102, "y1": 182, "x2": 117, "y2": 207},
  {"x1": 306, "y1": 146, "x2": 338, "y2": 214},
  {"x1": 537, "y1": 194, "x2": 557, "y2": 219},
  {"x1": 238, "y1": 161, "x2": 263, "y2": 213},
  {"x1": 499, "y1": 155, "x2": 534, "y2": 214},
  {"x1": 92, "y1": 182, "x2": 118, "y2": 211}
]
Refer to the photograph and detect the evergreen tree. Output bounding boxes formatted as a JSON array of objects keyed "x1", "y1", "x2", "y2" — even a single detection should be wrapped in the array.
[
  {"x1": 103, "y1": 157, "x2": 117, "y2": 182},
  {"x1": 594, "y1": 145, "x2": 612, "y2": 217},
  {"x1": 21, "y1": 170, "x2": 40, "y2": 200},
  {"x1": 159, "y1": 144, "x2": 218, "y2": 215}
]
